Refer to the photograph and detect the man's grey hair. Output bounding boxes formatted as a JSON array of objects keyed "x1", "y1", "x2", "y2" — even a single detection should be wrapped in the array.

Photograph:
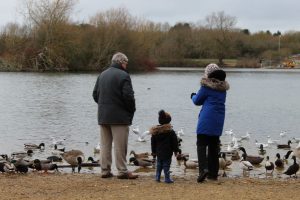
[{"x1": 111, "y1": 52, "x2": 128, "y2": 64}]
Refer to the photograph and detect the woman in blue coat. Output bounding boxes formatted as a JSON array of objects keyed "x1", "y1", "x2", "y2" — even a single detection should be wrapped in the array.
[{"x1": 191, "y1": 64, "x2": 229, "y2": 183}]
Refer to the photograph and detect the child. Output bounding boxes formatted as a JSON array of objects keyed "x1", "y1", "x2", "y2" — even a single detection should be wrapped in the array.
[
  {"x1": 191, "y1": 64, "x2": 229, "y2": 183},
  {"x1": 150, "y1": 110, "x2": 180, "y2": 183}
]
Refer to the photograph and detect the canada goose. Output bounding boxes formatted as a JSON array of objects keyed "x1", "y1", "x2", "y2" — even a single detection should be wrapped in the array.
[
  {"x1": 275, "y1": 153, "x2": 284, "y2": 168},
  {"x1": 62, "y1": 150, "x2": 85, "y2": 173},
  {"x1": 129, "y1": 150, "x2": 149, "y2": 159},
  {"x1": 33, "y1": 159, "x2": 58, "y2": 173},
  {"x1": 239, "y1": 153, "x2": 253, "y2": 176},
  {"x1": 238, "y1": 147, "x2": 264, "y2": 165},
  {"x1": 258, "y1": 144, "x2": 266, "y2": 155},
  {"x1": 182, "y1": 157, "x2": 198, "y2": 169},
  {"x1": 265, "y1": 156, "x2": 274, "y2": 175},
  {"x1": 283, "y1": 156, "x2": 299, "y2": 177},
  {"x1": 219, "y1": 153, "x2": 232, "y2": 177},
  {"x1": 24, "y1": 143, "x2": 45, "y2": 150},
  {"x1": 129, "y1": 157, "x2": 154, "y2": 168},
  {"x1": 277, "y1": 140, "x2": 292, "y2": 149}
]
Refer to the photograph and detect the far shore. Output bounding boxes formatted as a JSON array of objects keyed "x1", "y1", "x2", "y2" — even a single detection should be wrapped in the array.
[{"x1": 157, "y1": 67, "x2": 300, "y2": 72}]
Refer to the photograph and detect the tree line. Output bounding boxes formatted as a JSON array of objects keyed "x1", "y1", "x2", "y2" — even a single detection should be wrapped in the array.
[{"x1": 0, "y1": 0, "x2": 299, "y2": 72}]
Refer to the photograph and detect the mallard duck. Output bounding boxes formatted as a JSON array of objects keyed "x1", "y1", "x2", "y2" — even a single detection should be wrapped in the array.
[
  {"x1": 258, "y1": 144, "x2": 266, "y2": 155},
  {"x1": 94, "y1": 143, "x2": 101, "y2": 154},
  {"x1": 219, "y1": 153, "x2": 232, "y2": 177},
  {"x1": 62, "y1": 150, "x2": 85, "y2": 173},
  {"x1": 129, "y1": 150, "x2": 149, "y2": 159},
  {"x1": 129, "y1": 157, "x2": 154, "y2": 168},
  {"x1": 24, "y1": 143, "x2": 45, "y2": 150},
  {"x1": 238, "y1": 147, "x2": 264, "y2": 165},
  {"x1": 87, "y1": 157, "x2": 99, "y2": 164},
  {"x1": 11, "y1": 149, "x2": 33, "y2": 159},
  {"x1": 33, "y1": 159, "x2": 58, "y2": 173},
  {"x1": 47, "y1": 155, "x2": 63, "y2": 162},
  {"x1": 0, "y1": 162, "x2": 16, "y2": 173},
  {"x1": 277, "y1": 140, "x2": 292, "y2": 149},
  {"x1": 265, "y1": 156, "x2": 274, "y2": 175},
  {"x1": 239, "y1": 153, "x2": 253, "y2": 176},
  {"x1": 275, "y1": 153, "x2": 284, "y2": 168},
  {"x1": 11, "y1": 158, "x2": 30, "y2": 173},
  {"x1": 51, "y1": 144, "x2": 65, "y2": 155},
  {"x1": 283, "y1": 156, "x2": 299, "y2": 177}
]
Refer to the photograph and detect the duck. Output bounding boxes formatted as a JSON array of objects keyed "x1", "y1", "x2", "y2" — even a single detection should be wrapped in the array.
[
  {"x1": 87, "y1": 157, "x2": 99, "y2": 164},
  {"x1": 94, "y1": 143, "x2": 101, "y2": 154},
  {"x1": 219, "y1": 152, "x2": 232, "y2": 177},
  {"x1": 283, "y1": 156, "x2": 299, "y2": 178},
  {"x1": 277, "y1": 140, "x2": 292, "y2": 149},
  {"x1": 0, "y1": 162, "x2": 16, "y2": 173},
  {"x1": 265, "y1": 156, "x2": 274, "y2": 175},
  {"x1": 129, "y1": 157, "x2": 154, "y2": 168},
  {"x1": 11, "y1": 149, "x2": 33, "y2": 159},
  {"x1": 132, "y1": 126, "x2": 150, "y2": 142},
  {"x1": 51, "y1": 144, "x2": 65, "y2": 155},
  {"x1": 238, "y1": 147, "x2": 264, "y2": 165},
  {"x1": 47, "y1": 155, "x2": 63, "y2": 162},
  {"x1": 10, "y1": 158, "x2": 30, "y2": 173},
  {"x1": 274, "y1": 153, "x2": 284, "y2": 168},
  {"x1": 258, "y1": 144, "x2": 266, "y2": 155},
  {"x1": 61, "y1": 150, "x2": 85, "y2": 173},
  {"x1": 239, "y1": 153, "x2": 253, "y2": 176},
  {"x1": 182, "y1": 157, "x2": 198, "y2": 169},
  {"x1": 24, "y1": 142, "x2": 45, "y2": 150},
  {"x1": 129, "y1": 150, "x2": 150, "y2": 159},
  {"x1": 33, "y1": 159, "x2": 58, "y2": 173}
]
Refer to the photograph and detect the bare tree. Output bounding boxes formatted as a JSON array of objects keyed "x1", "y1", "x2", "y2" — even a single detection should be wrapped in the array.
[{"x1": 205, "y1": 11, "x2": 237, "y2": 65}]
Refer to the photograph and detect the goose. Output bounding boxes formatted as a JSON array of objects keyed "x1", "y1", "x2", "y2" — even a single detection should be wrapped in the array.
[
  {"x1": 61, "y1": 150, "x2": 85, "y2": 173},
  {"x1": 239, "y1": 153, "x2": 253, "y2": 176},
  {"x1": 33, "y1": 159, "x2": 58, "y2": 173},
  {"x1": 132, "y1": 126, "x2": 150, "y2": 142},
  {"x1": 219, "y1": 153, "x2": 232, "y2": 177},
  {"x1": 47, "y1": 155, "x2": 63, "y2": 162},
  {"x1": 274, "y1": 153, "x2": 284, "y2": 168},
  {"x1": 24, "y1": 143, "x2": 45, "y2": 150},
  {"x1": 265, "y1": 156, "x2": 274, "y2": 175},
  {"x1": 238, "y1": 147, "x2": 264, "y2": 165},
  {"x1": 258, "y1": 144, "x2": 266, "y2": 155},
  {"x1": 277, "y1": 140, "x2": 292, "y2": 149},
  {"x1": 283, "y1": 156, "x2": 299, "y2": 177},
  {"x1": 129, "y1": 157, "x2": 154, "y2": 168},
  {"x1": 129, "y1": 150, "x2": 150, "y2": 159},
  {"x1": 94, "y1": 143, "x2": 101, "y2": 154},
  {"x1": 182, "y1": 157, "x2": 198, "y2": 169}
]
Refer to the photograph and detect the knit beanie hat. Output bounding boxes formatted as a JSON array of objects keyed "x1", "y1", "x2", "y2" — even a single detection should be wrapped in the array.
[
  {"x1": 158, "y1": 110, "x2": 171, "y2": 125},
  {"x1": 208, "y1": 69, "x2": 226, "y2": 81},
  {"x1": 204, "y1": 63, "x2": 220, "y2": 78}
]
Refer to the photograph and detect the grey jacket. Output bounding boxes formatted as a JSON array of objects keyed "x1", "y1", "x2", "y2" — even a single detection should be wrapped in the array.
[{"x1": 93, "y1": 63, "x2": 136, "y2": 125}]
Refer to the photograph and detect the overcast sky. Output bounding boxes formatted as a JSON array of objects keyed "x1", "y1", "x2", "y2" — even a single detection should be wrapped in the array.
[{"x1": 0, "y1": 0, "x2": 299, "y2": 34}]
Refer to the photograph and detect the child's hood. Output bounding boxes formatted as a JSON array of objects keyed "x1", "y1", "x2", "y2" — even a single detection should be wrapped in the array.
[{"x1": 149, "y1": 124, "x2": 173, "y2": 135}]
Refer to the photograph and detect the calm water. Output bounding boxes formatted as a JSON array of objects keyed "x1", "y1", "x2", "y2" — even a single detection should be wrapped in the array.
[{"x1": 0, "y1": 70, "x2": 299, "y2": 176}]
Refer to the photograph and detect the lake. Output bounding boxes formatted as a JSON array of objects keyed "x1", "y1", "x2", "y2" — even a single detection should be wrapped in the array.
[{"x1": 0, "y1": 69, "x2": 299, "y2": 177}]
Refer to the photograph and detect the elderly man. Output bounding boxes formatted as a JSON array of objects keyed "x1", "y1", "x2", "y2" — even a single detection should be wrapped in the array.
[{"x1": 93, "y1": 52, "x2": 138, "y2": 179}]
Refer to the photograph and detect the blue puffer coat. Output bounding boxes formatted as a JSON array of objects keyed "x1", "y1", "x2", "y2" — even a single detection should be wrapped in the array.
[{"x1": 192, "y1": 77, "x2": 230, "y2": 136}]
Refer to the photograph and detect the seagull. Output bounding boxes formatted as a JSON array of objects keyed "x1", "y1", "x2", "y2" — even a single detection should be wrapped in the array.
[
  {"x1": 240, "y1": 132, "x2": 251, "y2": 140},
  {"x1": 51, "y1": 136, "x2": 66, "y2": 146},
  {"x1": 280, "y1": 131, "x2": 287, "y2": 137},
  {"x1": 255, "y1": 140, "x2": 269, "y2": 148},
  {"x1": 176, "y1": 128, "x2": 185, "y2": 138},
  {"x1": 267, "y1": 136, "x2": 279, "y2": 145},
  {"x1": 224, "y1": 129, "x2": 234, "y2": 136},
  {"x1": 94, "y1": 143, "x2": 101, "y2": 154},
  {"x1": 132, "y1": 126, "x2": 150, "y2": 142}
]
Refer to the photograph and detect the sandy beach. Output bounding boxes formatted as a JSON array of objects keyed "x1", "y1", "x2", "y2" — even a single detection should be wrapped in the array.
[{"x1": 0, "y1": 173, "x2": 299, "y2": 200}]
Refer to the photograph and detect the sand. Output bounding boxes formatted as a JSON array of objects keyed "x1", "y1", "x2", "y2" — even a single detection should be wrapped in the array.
[{"x1": 0, "y1": 172, "x2": 299, "y2": 200}]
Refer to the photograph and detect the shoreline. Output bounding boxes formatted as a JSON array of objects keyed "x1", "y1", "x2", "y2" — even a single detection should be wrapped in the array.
[{"x1": 1, "y1": 173, "x2": 299, "y2": 200}]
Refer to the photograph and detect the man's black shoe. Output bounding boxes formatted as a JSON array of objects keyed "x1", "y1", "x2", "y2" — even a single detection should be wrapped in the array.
[{"x1": 197, "y1": 170, "x2": 208, "y2": 183}]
